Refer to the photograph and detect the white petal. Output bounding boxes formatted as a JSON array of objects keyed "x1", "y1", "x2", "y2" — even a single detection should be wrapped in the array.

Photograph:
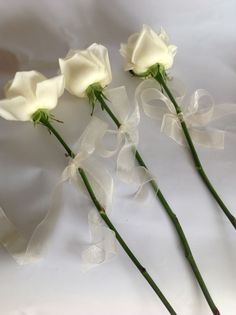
[
  {"x1": 121, "y1": 33, "x2": 139, "y2": 68},
  {"x1": 120, "y1": 25, "x2": 177, "y2": 73},
  {"x1": 35, "y1": 75, "x2": 65, "y2": 111},
  {"x1": 59, "y1": 44, "x2": 112, "y2": 98},
  {"x1": 0, "y1": 72, "x2": 64, "y2": 122},
  {"x1": 0, "y1": 96, "x2": 32, "y2": 121},
  {"x1": 159, "y1": 27, "x2": 169, "y2": 43},
  {"x1": 5, "y1": 71, "x2": 46, "y2": 101},
  {"x1": 132, "y1": 26, "x2": 169, "y2": 73},
  {"x1": 65, "y1": 49, "x2": 79, "y2": 59},
  {"x1": 89, "y1": 44, "x2": 112, "y2": 87},
  {"x1": 59, "y1": 53, "x2": 95, "y2": 97},
  {"x1": 169, "y1": 45, "x2": 178, "y2": 57}
]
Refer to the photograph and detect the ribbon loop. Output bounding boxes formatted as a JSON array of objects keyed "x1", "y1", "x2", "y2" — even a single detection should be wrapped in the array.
[
  {"x1": 187, "y1": 89, "x2": 215, "y2": 127},
  {"x1": 73, "y1": 116, "x2": 109, "y2": 154},
  {"x1": 135, "y1": 79, "x2": 174, "y2": 120},
  {"x1": 105, "y1": 86, "x2": 132, "y2": 122}
]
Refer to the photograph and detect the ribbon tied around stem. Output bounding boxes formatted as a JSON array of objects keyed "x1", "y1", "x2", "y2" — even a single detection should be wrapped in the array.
[
  {"x1": 101, "y1": 86, "x2": 156, "y2": 199},
  {"x1": 136, "y1": 78, "x2": 236, "y2": 149},
  {"x1": 0, "y1": 116, "x2": 116, "y2": 265}
]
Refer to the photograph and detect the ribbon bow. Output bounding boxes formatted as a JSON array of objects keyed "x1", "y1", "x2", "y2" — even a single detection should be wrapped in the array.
[
  {"x1": 102, "y1": 86, "x2": 155, "y2": 199},
  {"x1": 100, "y1": 86, "x2": 140, "y2": 157},
  {"x1": 62, "y1": 117, "x2": 114, "y2": 208},
  {"x1": 136, "y1": 79, "x2": 236, "y2": 149},
  {"x1": 0, "y1": 116, "x2": 116, "y2": 265}
]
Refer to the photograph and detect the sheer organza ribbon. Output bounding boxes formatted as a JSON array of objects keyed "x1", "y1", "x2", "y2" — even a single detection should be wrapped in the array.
[
  {"x1": 102, "y1": 86, "x2": 156, "y2": 199},
  {"x1": 0, "y1": 116, "x2": 116, "y2": 265},
  {"x1": 136, "y1": 79, "x2": 236, "y2": 149}
]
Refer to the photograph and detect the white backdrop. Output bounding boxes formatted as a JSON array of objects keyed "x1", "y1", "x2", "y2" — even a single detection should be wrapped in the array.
[{"x1": 0, "y1": 0, "x2": 235, "y2": 314}]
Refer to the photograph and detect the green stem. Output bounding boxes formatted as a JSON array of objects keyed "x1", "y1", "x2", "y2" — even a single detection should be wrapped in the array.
[
  {"x1": 38, "y1": 116, "x2": 177, "y2": 315},
  {"x1": 78, "y1": 167, "x2": 177, "y2": 315},
  {"x1": 96, "y1": 92, "x2": 220, "y2": 315},
  {"x1": 154, "y1": 72, "x2": 236, "y2": 230},
  {"x1": 41, "y1": 117, "x2": 75, "y2": 158}
]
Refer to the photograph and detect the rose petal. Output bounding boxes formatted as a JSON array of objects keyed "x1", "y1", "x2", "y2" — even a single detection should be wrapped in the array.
[
  {"x1": 59, "y1": 44, "x2": 112, "y2": 98},
  {"x1": 5, "y1": 71, "x2": 46, "y2": 100},
  {"x1": 0, "y1": 96, "x2": 30, "y2": 121},
  {"x1": 36, "y1": 75, "x2": 65, "y2": 111}
]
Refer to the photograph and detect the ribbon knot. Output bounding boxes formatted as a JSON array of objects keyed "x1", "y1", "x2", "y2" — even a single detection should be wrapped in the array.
[
  {"x1": 119, "y1": 122, "x2": 129, "y2": 135},
  {"x1": 64, "y1": 153, "x2": 85, "y2": 178}
]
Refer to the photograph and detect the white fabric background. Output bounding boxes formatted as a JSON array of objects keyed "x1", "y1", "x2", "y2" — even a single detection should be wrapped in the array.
[{"x1": 0, "y1": 0, "x2": 235, "y2": 314}]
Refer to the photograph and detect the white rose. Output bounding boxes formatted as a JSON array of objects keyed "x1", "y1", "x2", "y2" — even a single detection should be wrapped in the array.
[
  {"x1": 59, "y1": 43, "x2": 112, "y2": 98},
  {"x1": 120, "y1": 25, "x2": 177, "y2": 74},
  {"x1": 0, "y1": 71, "x2": 64, "y2": 121}
]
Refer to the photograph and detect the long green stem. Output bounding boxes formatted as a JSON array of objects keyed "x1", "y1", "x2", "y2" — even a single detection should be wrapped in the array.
[
  {"x1": 95, "y1": 92, "x2": 220, "y2": 315},
  {"x1": 39, "y1": 115, "x2": 177, "y2": 315},
  {"x1": 154, "y1": 72, "x2": 236, "y2": 230},
  {"x1": 78, "y1": 167, "x2": 177, "y2": 315}
]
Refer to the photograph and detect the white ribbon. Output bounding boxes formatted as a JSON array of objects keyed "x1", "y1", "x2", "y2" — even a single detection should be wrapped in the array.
[
  {"x1": 103, "y1": 86, "x2": 156, "y2": 198},
  {"x1": 81, "y1": 209, "x2": 117, "y2": 268},
  {"x1": 0, "y1": 166, "x2": 65, "y2": 265},
  {"x1": 136, "y1": 79, "x2": 236, "y2": 149},
  {"x1": 0, "y1": 116, "x2": 116, "y2": 265}
]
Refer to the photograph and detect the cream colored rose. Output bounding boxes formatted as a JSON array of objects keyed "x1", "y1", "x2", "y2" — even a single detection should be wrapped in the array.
[
  {"x1": 59, "y1": 44, "x2": 112, "y2": 98},
  {"x1": 120, "y1": 25, "x2": 177, "y2": 74},
  {"x1": 0, "y1": 71, "x2": 64, "y2": 121}
]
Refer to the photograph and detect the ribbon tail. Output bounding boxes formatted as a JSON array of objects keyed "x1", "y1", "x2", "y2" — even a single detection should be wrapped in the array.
[
  {"x1": 117, "y1": 139, "x2": 157, "y2": 199},
  {"x1": 0, "y1": 207, "x2": 29, "y2": 264},
  {"x1": 81, "y1": 209, "x2": 117, "y2": 268},
  {"x1": 0, "y1": 172, "x2": 68, "y2": 265},
  {"x1": 161, "y1": 114, "x2": 186, "y2": 146},
  {"x1": 161, "y1": 113, "x2": 225, "y2": 149},
  {"x1": 83, "y1": 158, "x2": 114, "y2": 209},
  {"x1": 210, "y1": 103, "x2": 236, "y2": 121},
  {"x1": 116, "y1": 138, "x2": 137, "y2": 183},
  {"x1": 189, "y1": 128, "x2": 225, "y2": 149},
  {"x1": 133, "y1": 167, "x2": 157, "y2": 201},
  {"x1": 23, "y1": 180, "x2": 65, "y2": 264}
]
